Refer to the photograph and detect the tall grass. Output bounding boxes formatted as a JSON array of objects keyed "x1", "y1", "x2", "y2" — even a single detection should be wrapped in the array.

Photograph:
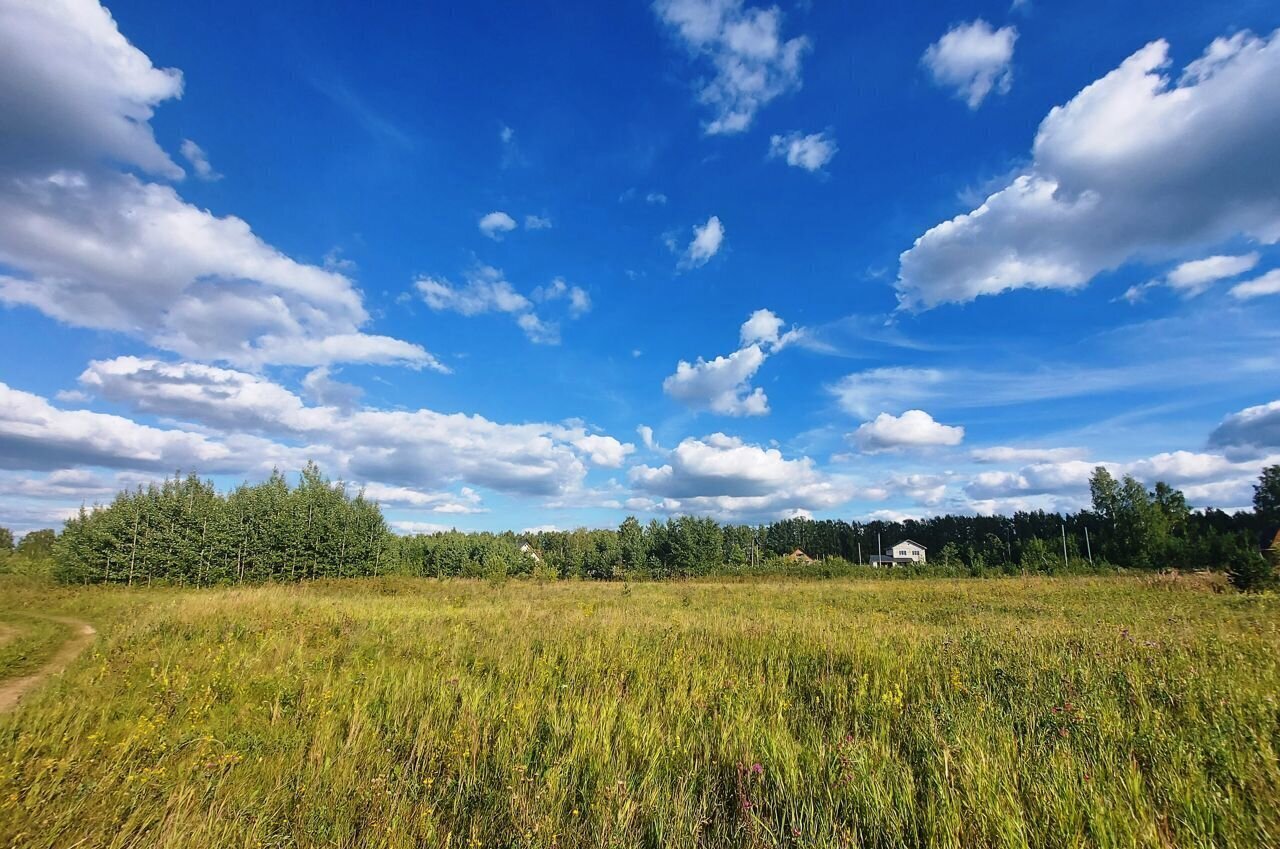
[{"x1": 1, "y1": 575, "x2": 1277, "y2": 848}]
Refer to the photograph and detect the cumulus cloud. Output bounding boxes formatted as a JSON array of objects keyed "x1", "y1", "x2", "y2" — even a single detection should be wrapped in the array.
[
  {"x1": 679, "y1": 215, "x2": 725, "y2": 269},
  {"x1": 851, "y1": 410, "x2": 965, "y2": 453},
  {"x1": 524, "y1": 214, "x2": 553, "y2": 230},
  {"x1": 300, "y1": 366, "x2": 363, "y2": 410},
  {"x1": 739, "y1": 308, "x2": 802, "y2": 350},
  {"x1": 0, "y1": 0, "x2": 432, "y2": 370},
  {"x1": 1229, "y1": 268, "x2": 1280, "y2": 300},
  {"x1": 0, "y1": 380, "x2": 300, "y2": 475},
  {"x1": 663, "y1": 309, "x2": 801, "y2": 416},
  {"x1": 478, "y1": 211, "x2": 518, "y2": 239},
  {"x1": 922, "y1": 20, "x2": 1017, "y2": 109},
  {"x1": 664, "y1": 345, "x2": 769, "y2": 416},
  {"x1": 1209, "y1": 399, "x2": 1280, "y2": 457},
  {"x1": 628, "y1": 432, "x2": 850, "y2": 520},
  {"x1": 768, "y1": 130, "x2": 837, "y2": 172},
  {"x1": 961, "y1": 448, "x2": 1276, "y2": 511},
  {"x1": 899, "y1": 30, "x2": 1280, "y2": 309},
  {"x1": 56, "y1": 361, "x2": 636, "y2": 498},
  {"x1": 179, "y1": 139, "x2": 220, "y2": 181},
  {"x1": 652, "y1": 0, "x2": 808, "y2": 135},
  {"x1": 360, "y1": 483, "x2": 486, "y2": 514}
]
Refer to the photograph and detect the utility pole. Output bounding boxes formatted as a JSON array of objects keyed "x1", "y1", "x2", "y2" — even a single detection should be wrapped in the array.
[
  {"x1": 857, "y1": 541, "x2": 862, "y2": 565},
  {"x1": 1085, "y1": 527, "x2": 1093, "y2": 566},
  {"x1": 876, "y1": 532, "x2": 882, "y2": 567},
  {"x1": 1061, "y1": 524, "x2": 1069, "y2": 569}
]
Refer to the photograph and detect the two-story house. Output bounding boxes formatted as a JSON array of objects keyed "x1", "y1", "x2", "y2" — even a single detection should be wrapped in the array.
[{"x1": 870, "y1": 539, "x2": 927, "y2": 566}]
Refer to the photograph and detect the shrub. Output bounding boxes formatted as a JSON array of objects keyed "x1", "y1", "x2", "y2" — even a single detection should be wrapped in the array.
[{"x1": 1226, "y1": 548, "x2": 1276, "y2": 593}]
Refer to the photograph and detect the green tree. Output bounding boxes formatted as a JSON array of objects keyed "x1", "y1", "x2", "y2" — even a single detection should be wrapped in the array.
[
  {"x1": 1255, "y1": 465, "x2": 1280, "y2": 525},
  {"x1": 0, "y1": 526, "x2": 13, "y2": 555},
  {"x1": 618, "y1": 516, "x2": 646, "y2": 573},
  {"x1": 17, "y1": 528, "x2": 56, "y2": 559},
  {"x1": 1226, "y1": 546, "x2": 1275, "y2": 593}
]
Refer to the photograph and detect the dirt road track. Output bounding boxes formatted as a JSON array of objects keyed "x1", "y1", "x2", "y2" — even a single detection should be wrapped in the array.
[{"x1": 0, "y1": 615, "x2": 96, "y2": 713}]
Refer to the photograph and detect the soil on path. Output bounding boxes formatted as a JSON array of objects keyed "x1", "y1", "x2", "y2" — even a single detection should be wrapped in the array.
[{"x1": 0, "y1": 615, "x2": 96, "y2": 713}]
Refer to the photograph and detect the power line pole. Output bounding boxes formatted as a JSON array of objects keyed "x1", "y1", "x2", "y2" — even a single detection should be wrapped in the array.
[
  {"x1": 857, "y1": 541, "x2": 862, "y2": 565},
  {"x1": 1085, "y1": 527, "x2": 1093, "y2": 566},
  {"x1": 1061, "y1": 524, "x2": 1069, "y2": 569}
]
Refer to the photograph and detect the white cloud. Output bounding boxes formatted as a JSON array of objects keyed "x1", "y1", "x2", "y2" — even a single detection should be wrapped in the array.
[
  {"x1": 646, "y1": 192, "x2": 668, "y2": 205},
  {"x1": 628, "y1": 432, "x2": 850, "y2": 520},
  {"x1": 417, "y1": 266, "x2": 576, "y2": 344},
  {"x1": 637, "y1": 425, "x2": 658, "y2": 451},
  {"x1": 1125, "y1": 252, "x2": 1263, "y2": 302},
  {"x1": 390, "y1": 520, "x2": 458, "y2": 535},
  {"x1": 961, "y1": 448, "x2": 1277, "y2": 511},
  {"x1": 899, "y1": 31, "x2": 1280, "y2": 309},
  {"x1": 768, "y1": 130, "x2": 837, "y2": 172},
  {"x1": 516, "y1": 312, "x2": 560, "y2": 345},
  {"x1": 653, "y1": 0, "x2": 808, "y2": 134},
  {"x1": 361, "y1": 483, "x2": 486, "y2": 514},
  {"x1": 0, "y1": 379, "x2": 299, "y2": 475},
  {"x1": 55, "y1": 363, "x2": 636, "y2": 498},
  {"x1": 1209, "y1": 399, "x2": 1280, "y2": 457},
  {"x1": 416, "y1": 266, "x2": 531, "y2": 315},
  {"x1": 664, "y1": 345, "x2": 769, "y2": 416},
  {"x1": 971, "y1": 446, "x2": 1088, "y2": 464},
  {"x1": 922, "y1": 19, "x2": 1017, "y2": 109},
  {"x1": 478, "y1": 211, "x2": 518, "y2": 239},
  {"x1": 739, "y1": 308, "x2": 802, "y2": 350},
  {"x1": 572, "y1": 434, "x2": 635, "y2": 467},
  {"x1": 533, "y1": 277, "x2": 592, "y2": 317},
  {"x1": 525, "y1": 214, "x2": 553, "y2": 230},
  {"x1": 679, "y1": 215, "x2": 725, "y2": 269},
  {"x1": 300, "y1": 366, "x2": 363, "y2": 410},
  {"x1": 665, "y1": 309, "x2": 802, "y2": 416},
  {"x1": 1229, "y1": 268, "x2": 1280, "y2": 300},
  {"x1": 1166, "y1": 253, "x2": 1259, "y2": 295},
  {"x1": 179, "y1": 139, "x2": 221, "y2": 181},
  {"x1": 0, "y1": 0, "x2": 432, "y2": 370},
  {"x1": 852, "y1": 410, "x2": 965, "y2": 453}
]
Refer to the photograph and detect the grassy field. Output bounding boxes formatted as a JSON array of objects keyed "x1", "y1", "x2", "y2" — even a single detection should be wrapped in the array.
[{"x1": 0, "y1": 574, "x2": 1277, "y2": 848}]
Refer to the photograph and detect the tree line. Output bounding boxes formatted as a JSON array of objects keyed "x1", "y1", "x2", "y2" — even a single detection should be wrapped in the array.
[
  {"x1": 395, "y1": 466, "x2": 1280, "y2": 586},
  {"x1": 3, "y1": 463, "x2": 1277, "y2": 588},
  {"x1": 47, "y1": 463, "x2": 391, "y2": 585}
]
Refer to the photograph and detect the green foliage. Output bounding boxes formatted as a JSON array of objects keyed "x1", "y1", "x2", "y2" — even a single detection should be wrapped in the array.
[
  {"x1": 1226, "y1": 547, "x2": 1276, "y2": 593},
  {"x1": 0, "y1": 526, "x2": 13, "y2": 555},
  {"x1": 1255, "y1": 464, "x2": 1280, "y2": 525},
  {"x1": 16, "y1": 528, "x2": 56, "y2": 558},
  {"x1": 52, "y1": 464, "x2": 392, "y2": 585}
]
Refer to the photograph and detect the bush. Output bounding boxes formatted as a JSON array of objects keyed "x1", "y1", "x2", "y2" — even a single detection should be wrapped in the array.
[{"x1": 1226, "y1": 548, "x2": 1276, "y2": 593}]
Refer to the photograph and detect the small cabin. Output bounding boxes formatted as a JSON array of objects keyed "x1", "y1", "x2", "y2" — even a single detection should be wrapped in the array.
[
  {"x1": 870, "y1": 539, "x2": 927, "y2": 566},
  {"x1": 785, "y1": 548, "x2": 815, "y2": 564},
  {"x1": 518, "y1": 542, "x2": 543, "y2": 563}
]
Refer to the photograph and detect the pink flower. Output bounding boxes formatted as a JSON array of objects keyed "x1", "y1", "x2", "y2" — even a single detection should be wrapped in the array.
[{"x1": 751, "y1": 762, "x2": 764, "y2": 775}]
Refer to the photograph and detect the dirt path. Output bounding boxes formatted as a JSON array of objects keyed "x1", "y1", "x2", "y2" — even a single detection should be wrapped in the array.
[{"x1": 0, "y1": 615, "x2": 97, "y2": 713}]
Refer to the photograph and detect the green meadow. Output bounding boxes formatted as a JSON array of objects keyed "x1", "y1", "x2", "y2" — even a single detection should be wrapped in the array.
[{"x1": 1, "y1": 574, "x2": 1277, "y2": 848}]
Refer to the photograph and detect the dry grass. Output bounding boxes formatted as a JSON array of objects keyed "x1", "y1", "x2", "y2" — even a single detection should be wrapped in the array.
[{"x1": 0, "y1": 575, "x2": 1277, "y2": 848}]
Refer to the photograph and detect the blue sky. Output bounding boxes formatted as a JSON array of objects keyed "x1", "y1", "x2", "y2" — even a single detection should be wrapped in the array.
[{"x1": 1, "y1": 0, "x2": 1278, "y2": 535}]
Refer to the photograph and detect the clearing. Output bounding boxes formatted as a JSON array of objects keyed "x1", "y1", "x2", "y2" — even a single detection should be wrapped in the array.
[{"x1": 0, "y1": 574, "x2": 1276, "y2": 848}]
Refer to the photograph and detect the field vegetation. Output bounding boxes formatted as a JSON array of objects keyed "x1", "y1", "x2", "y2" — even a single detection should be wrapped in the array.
[{"x1": 1, "y1": 573, "x2": 1278, "y2": 848}]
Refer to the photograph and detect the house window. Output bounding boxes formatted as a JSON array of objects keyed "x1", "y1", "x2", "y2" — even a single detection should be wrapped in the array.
[{"x1": 898, "y1": 549, "x2": 906, "y2": 555}]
